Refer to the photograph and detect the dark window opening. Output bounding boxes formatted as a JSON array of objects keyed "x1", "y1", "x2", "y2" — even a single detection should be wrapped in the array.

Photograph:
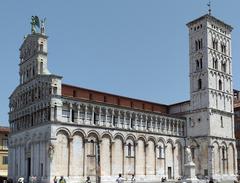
[
  {"x1": 219, "y1": 80, "x2": 222, "y2": 90},
  {"x1": 71, "y1": 110, "x2": 75, "y2": 122},
  {"x1": 40, "y1": 44, "x2": 44, "y2": 52},
  {"x1": 221, "y1": 116, "x2": 223, "y2": 128},
  {"x1": 198, "y1": 79, "x2": 202, "y2": 90},
  {"x1": 128, "y1": 143, "x2": 131, "y2": 157}
]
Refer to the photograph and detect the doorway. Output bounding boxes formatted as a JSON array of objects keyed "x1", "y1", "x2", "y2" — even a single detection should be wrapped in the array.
[
  {"x1": 168, "y1": 167, "x2": 172, "y2": 179},
  {"x1": 27, "y1": 158, "x2": 31, "y2": 179}
]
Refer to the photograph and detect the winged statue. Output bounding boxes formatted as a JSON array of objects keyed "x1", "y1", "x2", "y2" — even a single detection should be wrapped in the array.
[{"x1": 31, "y1": 16, "x2": 40, "y2": 33}]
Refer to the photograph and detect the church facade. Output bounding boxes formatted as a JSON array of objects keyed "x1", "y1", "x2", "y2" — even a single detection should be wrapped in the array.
[{"x1": 8, "y1": 13, "x2": 237, "y2": 183}]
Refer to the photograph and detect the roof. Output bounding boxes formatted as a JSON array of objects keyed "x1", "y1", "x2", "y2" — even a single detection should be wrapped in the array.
[
  {"x1": 186, "y1": 14, "x2": 233, "y2": 31},
  {"x1": 0, "y1": 126, "x2": 10, "y2": 133},
  {"x1": 62, "y1": 83, "x2": 169, "y2": 114}
]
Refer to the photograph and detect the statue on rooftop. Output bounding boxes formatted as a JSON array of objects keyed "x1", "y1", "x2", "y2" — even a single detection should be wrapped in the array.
[{"x1": 31, "y1": 16, "x2": 40, "y2": 34}]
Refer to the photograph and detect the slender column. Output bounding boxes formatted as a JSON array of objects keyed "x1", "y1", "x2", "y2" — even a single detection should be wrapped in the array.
[
  {"x1": 91, "y1": 106, "x2": 95, "y2": 125},
  {"x1": 105, "y1": 108, "x2": 108, "y2": 127},
  {"x1": 83, "y1": 139, "x2": 86, "y2": 177},
  {"x1": 172, "y1": 146, "x2": 175, "y2": 179},
  {"x1": 99, "y1": 107, "x2": 102, "y2": 126},
  {"x1": 176, "y1": 121, "x2": 179, "y2": 136},
  {"x1": 117, "y1": 110, "x2": 120, "y2": 128},
  {"x1": 164, "y1": 145, "x2": 167, "y2": 177},
  {"x1": 148, "y1": 116, "x2": 152, "y2": 131},
  {"x1": 77, "y1": 104, "x2": 80, "y2": 123},
  {"x1": 162, "y1": 118, "x2": 166, "y2": 133},
  {"x1": 141, "y1": 114, "x2": 146, "y2": 131},
  {"x1": 140, "y1": 114, "x2": 143, "y2": 131},
  {"x1": 104, "y1": 108, "x2": 108, "y2": 126},
  {"x1": 123, "y1": 111, "x2": 127, "y2": 129},
  {"x1": 84, "y1": 105, "x2": 88, "y2": 125},
  {"x1": 111, "y1": 109, "x2": 114, "y2": 127},
  {"x1": 68, "y1": 137, "x2": 73, "y2": 176},
  {"x1": 69, "y1": 103, "x2": 72, "y2": 122},
  {"x1": 129, "y1": 113, "x2": 132, "y2": 129},
  {"x1": 135, "y1": 114, "x2": 139, "y2": 130},
  {"x1": 167, "y1": 119, "x2": 170, "y2": 134},
  {"x1": 50, "y1": 105, "x2": 54, "y2": 122}
]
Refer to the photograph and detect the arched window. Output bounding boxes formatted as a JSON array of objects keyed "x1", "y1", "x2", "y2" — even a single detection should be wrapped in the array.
[
  {"x1": 40, "y1": 62, "x2": 43, "y2": 74},
  {"x1": 90, "y1": 140, "x2": 95, "y2": 155},
  {"x1": 40, "y1": 43, "x2": 44, "y2": 52},
  {"x1": 127, "y1": 143, "x2": 131, "y2": 157},
  {"x1": 158, "y1": 146, "x2": 165, "y2": 158},
  {"x1": 222, "y1": 147, "x2": 225, "y2": 159},
  {"x1": 213, "y1": 58, "x2": 218, "y2": 69},
  {"x1": 219, "y1": 80, "x2": 222, "y2": 90},
  {"x1": 221, "y1": 116, "x2": 223, "y2": 128},
  {"x1": 212, "y1": 39, "x2": 218, "y2": 50},
  {"x1": 200, "y1": 58, "x2": 203, "y2": 69},
  {"x1": 196, "y1": 60, "x2": 199, "y2": 70},
  {"x1": 222, "y1": 63, "x2": 226, "y2": 73},
  {"x1": 198, "y1": 79, "x2": 202, "y2": 90}
]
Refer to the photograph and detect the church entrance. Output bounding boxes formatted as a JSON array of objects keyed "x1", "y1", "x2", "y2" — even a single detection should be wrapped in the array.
[
  {"x1": 168, "y1": 167, "x2": 172, "y2": 179},
  {"x1": 27, "y1": 158, "x2": 31, "y2": 179}
]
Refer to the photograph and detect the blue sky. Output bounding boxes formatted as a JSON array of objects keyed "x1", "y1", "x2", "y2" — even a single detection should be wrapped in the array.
[{"x1": 1, "y1": 0, "x2": 240, "y2": 126}]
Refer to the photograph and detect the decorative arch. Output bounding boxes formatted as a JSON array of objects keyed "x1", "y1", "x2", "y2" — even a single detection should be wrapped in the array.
[
  {"x1": 113, "y1": 133, "x2": 125, "y2": 142},
  {"x1": 158, "y1": 137, "x2": 166, "y2": 145},
  {"x1": 137, "y1": 135, "x2": 147, "y2": 144},
  {"x1": 125, "y1": 134, "x2": 137, "y2": 143},
  {"x1": 72, "y1": 129, "x2": 86, "y2": 138},
  {"x1": 55, "y1": 127, "x2": 71, "y2": 138},
  {"x1": 166, "y1": 138, "x2": 174, "y2": 146},
  {"x1": 87, "y1": 130, "x2": 100, "y2": 141},
  {"x1": 148, "y1": 136, "x2": 157, "y2": 145},
  {"x1": 101, "y1": 131, "x2": 113, "y2": 141}
]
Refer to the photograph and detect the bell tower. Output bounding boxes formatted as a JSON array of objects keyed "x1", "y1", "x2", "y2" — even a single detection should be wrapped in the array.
[
  {"x1": 187, "y1": 14, "x2": 233, "y2": 138},
  {"x1": 186, "y1": 13, "x2": 237, "y2": 179},
  {"x1": 19, "y1": 16, "x2": 50, "y2": 85}
]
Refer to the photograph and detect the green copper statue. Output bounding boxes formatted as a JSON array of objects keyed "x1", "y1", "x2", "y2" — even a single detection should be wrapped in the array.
[{"x1": 31, "y1": 16, "x2": 40, "y2": 33}]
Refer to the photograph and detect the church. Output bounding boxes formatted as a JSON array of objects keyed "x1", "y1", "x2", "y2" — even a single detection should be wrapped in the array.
[{"x1": 8, "y1": 11, "x2": 237, "y2": 183}]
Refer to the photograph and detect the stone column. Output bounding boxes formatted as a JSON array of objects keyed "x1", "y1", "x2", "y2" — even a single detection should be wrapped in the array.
[
  {"x1": 117, "y1": 110, "x2": 121, "y2": 128},
  {"x1": 111, "y1": 109, "x2": 114, "y2": 127},
  {"x1": 105, "y1": 108, "x2": 108, "y2": 127},
  {"x1": 149, "y1": 116, "x2": 153, "y2": 131},
  {"x1": 99, "y1": 107, "x2": 102, "y2": 126},
  {"x1": 172, "y1": 146, "x2": 175, "y2": 179},
  {"x1": 163, "y1": 118, "x2": 167, "y2": 134},
  {"x1": 69, "y1": 103, "x2": 72, "y2": 122},
  {"x1": 84, "y1": 105, "x2": 88, "y2": 125},
  {"x1": 91, "y1": 106, "x2": 95, "y2": 125},
  {"x1": 140, "y1": 114, "x2": 143, "y2": 131},
  {"x1": 50, "y1": 105, "x2": 54, "y2": 122},
  {"x1": 208, "y1": 145, "x2": 214, "y2": 178},
  {"x1": 176, "y1": 121, "x2": 179, "y2": 136},
  {"x1": 68, "y1": 137, "x2": 73, "y2": 177},
  {"x1": 226, "y1": 146, "x2": 229, "y2": 174},
  {"x1": 77, "y1": 104, "x2": 80, "y2": 124},
  {"x1": 123, "y1": 111, "x2": 127, "y2": 129}
]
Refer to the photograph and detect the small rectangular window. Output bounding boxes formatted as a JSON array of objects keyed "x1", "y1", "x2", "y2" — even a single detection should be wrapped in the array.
[{"x1": 2, "y1": 156, "x2": 8, "y2": 164}]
